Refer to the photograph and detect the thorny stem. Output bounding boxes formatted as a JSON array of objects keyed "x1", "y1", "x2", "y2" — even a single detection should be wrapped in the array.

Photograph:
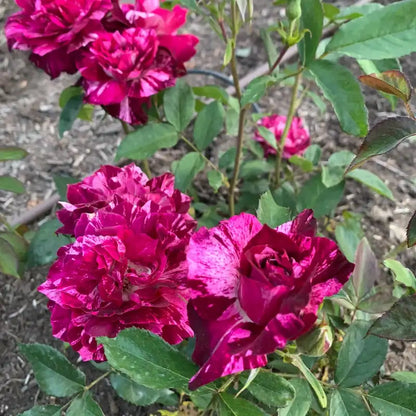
[
  {"x1": 180, "y1": 135, "x2": 230, "y2": 188},
  {"x1": 274, "y1": 70, "x2": 302, "y2": 187},
  {"x1": 120, "y1": 121, "x2": 152, "y2": 178},
  {"x1": 269, "y1": 45, "x2": 289, "y2": 74}
]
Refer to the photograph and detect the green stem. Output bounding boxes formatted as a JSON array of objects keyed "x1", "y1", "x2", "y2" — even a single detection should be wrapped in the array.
[
  {"x1": 228, "y1": 107, "x2": 247, "y2": 216},
  {"x1": 85, "y1": 370, "x2": 112, "y2": 391},
  {"x1": 383, "y1": 240, "x2": 408, "y2": 260},
  {"x1": 274, "y1": 70, "x2": 302, "y2": 187},
  {"x1": 180, "y1": 135, "x2": 229, "y2": 188},
  {"x1": 228, "y1": 0, "x2": 247, "y2": 216},
  {"x1": 120, "y1": 120, "x2": 130, "y2": 136}
]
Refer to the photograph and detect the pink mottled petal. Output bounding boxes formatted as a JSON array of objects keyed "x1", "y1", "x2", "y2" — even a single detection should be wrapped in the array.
[
  {"x1": 187, "y1": 213, "x2": 262, "y2": 298},
  {"x1": 188, "y1": 300, "x2": 268, "y2": 390}
]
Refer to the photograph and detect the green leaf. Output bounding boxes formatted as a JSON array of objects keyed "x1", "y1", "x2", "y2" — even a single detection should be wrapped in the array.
[
  {"x1": 260, "y1": 28, "x2": 278, "y2": 68},
  {"x1": 173, "y1": 152, "x2": 205, "y2": 192},
  {"x1": 322, "y1": 150, "x2": 355, "y2": 188},
  {"x1": 240, "y1": 75, "x2": 275, "y2": 107},
  {"x1": 115, "y1": 123, "x2": 178, "y2": 161},
  {"x1": 239, "y1": 160, "x2": 273, "y2": 179},
  {"x1": 291, "y1": 355, "x2": 327, "y2": 409},
  {"x1": 207, "y1": 170, "x2": 223, "y2": 193},
  {"x1": 384, "y1": 259, "x2": 416, "y2": 290},
  {"x1": 358, "y1": 58, "x2": 402, "y2": 74},
  {"x1": 18, "y1": 405, "x2": 62, "y2": 416},
  {"x1": 218, "y1": 392, "x2": 265, "y2": 416},
  {"x1": 288, "y1": 155, "x2": 314, "y2": 172},
  {"x1": 369, "y1": 295, "x2": 416, "y2": 341},
  {"x1": 192, "y1": 85, "x2": 229, "y2": 104},
  {"x1": 19, "y1": 343, "x2": 86, "y2": 397},
  {"x1": 0, "y1": 146, "x2": 28, "y2": 161},
  {"x1": 306, "y1": 90, "x2": 327, "y2": 114},
  {"x1": 0, "y1": 231, "x2": 28, "y2": 262},
  {"x1": 53, "y1": 175, "x2": 79, "y2": 200},
  {"x1": 335, "y1": 3, "x2": 383, "y2": 20},
  {"x1": 224, "y1": 38, "x2": 234, "y2": 66},
  {"x1": 322, "y1": 3, "x2": 340, "y2": 20},
  {"x1": 59, "y1": 94, "x2": 84, "y2": 137},
  {"x1": 257, "y1": 190, "x2": 291, "y2": 228},
  {"x1": 391, "y1": 372, "x2": 416, "y2": 384},
  {"x1": 326, "y1": 1, "x2": 416, "y2": 60},
  {"x1": 257, "y1": 125, "x2": 277, "y2": 150},
  {"x1": 246, "y1": 371, "x2": 295, "y2": 408},
  {"x1": 0, "y1": 175, "x2": 25, "y2": 193},
  {"x1": 219, "y1": 147, "x2": 237, "y2": 170},
  {"x1": 110, "y1": 373, "x2": 176, "y2": 406},
  {"x1": 66, "y1": 392, "x2": 104, "y2": 416},
  {"x1": 347, "y1": 117, "x2": 416, "y2": 171},
  {"x1": 298, "y1": 0, "x2": 323, "y2": 66},
  {"x1": 279, "y1": 378, "x2": 312, "y2": 416},
  {"x1": 308, "y1": 60, "x2": 368, "y2": 137},
  {"x1": 359, "y1": 70, "x2": 412, "y2": 103},
  {"x1": 346, "y1": 168, "x2": 394, "y2": 200},
  {"x1": 367, "y1": 382, "x2": 416, "y2": 415},
  {"x1": 0, "y1": 239, "x2": 20, "y2": 278},
  {"x1": 193, "y1": 101, "x2": 225, "y2": 150},
  {"x1": 98, "y1": 328, "x2": 202, "y2": 392},
  {"x1": 335, "y1": 320, "x2": 388, "y2": 387},
  {"x1": 335, "y1": 212, "x2": 364, "y2": 263},
  {"x1": 303, "y1": 144, "x2": 322, "y2": 165},
  {"x1": 163, "y1": 80, "x2": 195, "y2": 132},
  {"x1": 330, "y1": 388, "x2": 371, "y2": 416},
  {"x1": 297, "y1": 174, "x2": 344, "y2": 218},
  {"x1": 27, "y1": 219, "x2": 72, "y2": 267},
  {"x1": 407, "y1": 211, "x2": 416, "y2": 247}
]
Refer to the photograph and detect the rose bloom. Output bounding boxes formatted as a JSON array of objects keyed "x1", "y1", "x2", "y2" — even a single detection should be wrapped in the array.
[
  {"x1": 39, "y1": 164, "x2": 196, "y2": 361},
  {"x1": 77, "y1": 1, "x2": 198, "y2": 124},
  {"x1": 56, "y1": 163, "x2": 192, "y2": 236},
  {"x1": 5, "y1": 0, "x2": 112, "y2": 78},
  {"x1": 186, "y1": 210, "x2": 353, "y2": 389},
  {"x1": 39, "y1": 210, "x2": 194, "y2": 361},
  {"x1": 254, "y1": 115, "x2": 310, "y2": 159}
]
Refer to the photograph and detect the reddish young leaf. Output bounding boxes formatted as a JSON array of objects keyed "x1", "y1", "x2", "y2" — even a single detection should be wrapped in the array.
[
  {"x1": 359, "y1": 70, "x2": 412, "y2": 102},
  {"x1": 347, "y1": 117, "x2": 416, "y2": 171}
]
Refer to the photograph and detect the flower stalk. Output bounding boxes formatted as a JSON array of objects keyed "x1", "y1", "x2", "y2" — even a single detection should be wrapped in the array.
[{"x1": 274, "y1": 70, "x2": 302, "y2": 187}]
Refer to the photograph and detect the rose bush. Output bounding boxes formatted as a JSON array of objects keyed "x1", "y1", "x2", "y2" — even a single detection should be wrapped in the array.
[
  {"x1": 254, "y1": 114, "x2": 310, "y2": 158},
  {"x1": 38, "y1": 164, "x2": 196, "y2": 361},
  {"x1": 186, "y1": 210, "x2": 354, "y2": 389}
]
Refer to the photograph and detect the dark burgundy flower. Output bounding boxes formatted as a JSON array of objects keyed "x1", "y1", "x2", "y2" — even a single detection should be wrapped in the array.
[{"x1": 186, "y1": 210, "x2": 353, "y2": 389}]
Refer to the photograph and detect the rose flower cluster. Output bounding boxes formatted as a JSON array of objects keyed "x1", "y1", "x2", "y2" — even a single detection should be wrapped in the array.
[
  {"x1": 5, "y1": 0, "x2": 198, "y2": 124},
  {"x1": 38, "y1": 164, "x2": 354, "y2": 388},
  {"x1": 38, "y1": 164, "x2": 197, "y2": 360},
  {"x1": 254, "y1": 114, "x2": 310, "y2": 159}
]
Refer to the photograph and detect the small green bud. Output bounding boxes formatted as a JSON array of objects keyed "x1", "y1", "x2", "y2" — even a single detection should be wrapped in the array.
[{"x1": 286, "y1": 0, "x2": 302, "y2": 22}]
